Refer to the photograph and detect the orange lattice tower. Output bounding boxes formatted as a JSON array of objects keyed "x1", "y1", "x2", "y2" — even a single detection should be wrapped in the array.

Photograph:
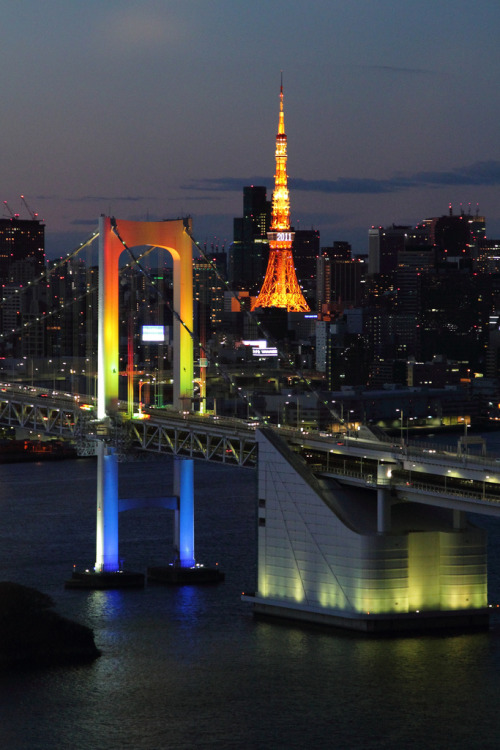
[{"x1": 252, "y1": 81, "x2": 309, "y2": 312}]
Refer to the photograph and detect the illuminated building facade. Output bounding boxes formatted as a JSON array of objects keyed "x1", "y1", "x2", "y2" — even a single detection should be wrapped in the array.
[
  {"x1": 193, "y1": 249, "x2": 226, "y2": 339},
  {"x1": 252, "y1": 84, "x2": 309, "y2": 312},
  {"x1": 0, "y1": 217, "x2": 45, "y2": 285},
  {"x1": 0, "y1": 216, "x2": 46, "y2": 357}
]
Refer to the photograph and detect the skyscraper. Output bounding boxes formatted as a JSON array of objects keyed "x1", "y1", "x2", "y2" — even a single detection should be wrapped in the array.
[
  {"x1": 292, "y1": 228, "x2": 320, "y2": 299},
  {"x1": 229, "y1": 186, "x2": 270, "y2": 293},
  {"x1": 193, "y1": 248, "x2": 226, "y2": 340},
  {"x1": 0, "y1": 215, "x2": 46, "y2": 357},
  {"x1": 368, "y1": 224, "x2": 409, "y2": 276},
  {"x1": 0, "y1": 216, "x2": 45, "y2": 285},
  {"x1": 252, "y1": 82, "x2": 309, "y2": 312}
]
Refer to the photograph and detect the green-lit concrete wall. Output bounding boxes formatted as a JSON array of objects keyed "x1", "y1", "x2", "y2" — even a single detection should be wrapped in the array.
[{"x1": 253, "y1": 431, "x2": 487, "y2": 626}]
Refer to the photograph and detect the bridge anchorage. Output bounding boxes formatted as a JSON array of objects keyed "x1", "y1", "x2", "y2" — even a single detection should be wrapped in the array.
[
  {"x1": 243, "y1": 426, "x2": 494, "y2": 633},
  {"x1": 66, "y1": 217, "x2": 223, "y2": 589}
]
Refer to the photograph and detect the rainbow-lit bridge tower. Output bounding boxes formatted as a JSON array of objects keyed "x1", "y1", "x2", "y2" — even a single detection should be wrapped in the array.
[{"x1": 252, "y1": 81, "x2": 309, "y2": 312}]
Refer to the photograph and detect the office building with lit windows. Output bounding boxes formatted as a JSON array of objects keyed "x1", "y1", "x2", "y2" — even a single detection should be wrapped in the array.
[{"x1": 0, "y1": 217, "x2": 45, "y2": 285}]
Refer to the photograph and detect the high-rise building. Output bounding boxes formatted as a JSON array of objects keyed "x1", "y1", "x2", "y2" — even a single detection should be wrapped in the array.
[
  {"x1": 193, "y1": 249, "x2": 226, "y2": 341},
  {"x1": 476, "y1": 239, "x2": 500, "y2": 273},
  {"x1": 292, "y1": 228, "x2": 320, "y2": 298},
  {"x1": 316, "y1": 253, "x2": 365, "y2": 313},
  {"x1": 252, "y1": 82, "x2": 309, "y2": 312},
  {"x1": 368, "y1": 225, "x2": 409, "y2": 276},
  {"x1": 416, "y1": 204, "x2": 486, "y2": 268},
  {"x1": 317, "y1": 239, "x2": 364, "y2": 314},
  {"x1": 229, "y1": 186, "x2": 270, "y2": 293},
  {"x1": 0, "y1": 216, "x2": 46, "y2": 357},
  {"x1": 0, "y1": 216, "x2": 45, "y2": 285}
]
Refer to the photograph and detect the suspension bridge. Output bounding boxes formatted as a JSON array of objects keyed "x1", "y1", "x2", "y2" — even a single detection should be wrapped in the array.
[{"x1": 2, "y1": 216, "x2": 500, "y2": 631}]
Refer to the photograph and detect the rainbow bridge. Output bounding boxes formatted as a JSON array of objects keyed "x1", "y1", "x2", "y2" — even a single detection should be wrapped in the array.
[{"x1": 3, "y1": 216, "x2": 500, "y2": 631}]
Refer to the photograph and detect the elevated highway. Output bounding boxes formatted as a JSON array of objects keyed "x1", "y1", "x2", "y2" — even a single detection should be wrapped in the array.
[{"x1": 2, "y1": 383, "x2": 500, "y2": 517}]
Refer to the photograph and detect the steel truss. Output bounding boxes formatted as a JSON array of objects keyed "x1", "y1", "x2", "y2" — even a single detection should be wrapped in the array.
[
  {"x1": 0, "y1": 395, "x2": 86, "y2": 437},
  {"x1": 127, "y1": 417, "x2": 257, "y2": 467}
]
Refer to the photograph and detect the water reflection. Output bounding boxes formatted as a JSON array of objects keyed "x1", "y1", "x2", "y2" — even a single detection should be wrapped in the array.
[
  {"x1": 84, "y1": 589, "x2": 127, "y2": 620},
  {"x1": 2, "y1": 457, "x2": 500, "y2": 749}
]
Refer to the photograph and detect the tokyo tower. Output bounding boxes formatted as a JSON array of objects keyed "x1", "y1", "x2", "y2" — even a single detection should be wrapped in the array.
[{"x1": 251, "y1": 81, "x2": 310, "y2": 312}]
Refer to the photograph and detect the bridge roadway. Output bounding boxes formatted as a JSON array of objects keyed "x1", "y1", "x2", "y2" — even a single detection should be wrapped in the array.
[{"x1": 1, "y1": 384, "x2": 500, "y2": 516}]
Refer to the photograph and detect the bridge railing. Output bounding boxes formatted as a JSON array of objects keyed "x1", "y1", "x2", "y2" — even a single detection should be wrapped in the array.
[{"x1": 393, "y1": 480, "x2": 500, "y2": 505}]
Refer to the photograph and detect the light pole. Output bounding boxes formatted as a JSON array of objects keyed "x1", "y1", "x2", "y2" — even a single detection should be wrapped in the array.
[
  {"x1": 138, "y1": 379, "x2": 148, "y2": 416},
  {"x1": 397, "y1": 409, "x2": 404, "y2": 445}
]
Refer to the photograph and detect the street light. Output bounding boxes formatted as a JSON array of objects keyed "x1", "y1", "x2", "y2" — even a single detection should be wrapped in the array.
[
  {"x1": 138, "y1": 379, "x2": 149, "y2": 416},
  {"x1": 396, "y1": 408, "x2": 404, "y2": 445}
]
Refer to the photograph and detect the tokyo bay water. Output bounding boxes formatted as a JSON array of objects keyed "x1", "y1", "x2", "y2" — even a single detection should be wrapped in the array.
[{"x1": 1, "y1": 443, "x2": 500, "y2": 749}]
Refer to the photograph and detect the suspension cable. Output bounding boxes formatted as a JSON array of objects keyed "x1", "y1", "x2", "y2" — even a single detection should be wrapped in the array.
[
  {"x1": 111, "y1": 218, "x2": 266, "y2": 420},
  {"x1": 5, "y1": 219, "x2": 344, "y2": 427}
]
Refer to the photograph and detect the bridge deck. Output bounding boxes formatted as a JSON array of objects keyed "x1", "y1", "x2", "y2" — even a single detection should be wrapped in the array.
[{"x1": 1, "y1": 385, "x2": 500, "y2": 515}]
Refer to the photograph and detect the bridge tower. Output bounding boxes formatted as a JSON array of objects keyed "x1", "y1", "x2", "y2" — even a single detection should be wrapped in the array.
[
  {"x1": 80, "y1": 218, "x2": 201, "y2": 581},
  {"x1": 97, "y1": 216, "x2": 194, "y2": 419},
  {"x1": 252, "y1": 81, "x2": 309, "y2": 312}
]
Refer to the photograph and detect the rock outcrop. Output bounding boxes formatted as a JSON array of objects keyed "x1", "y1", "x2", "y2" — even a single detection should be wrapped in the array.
[{"x1": 0, "y1": 582, "x2": 100, "y2": 666}]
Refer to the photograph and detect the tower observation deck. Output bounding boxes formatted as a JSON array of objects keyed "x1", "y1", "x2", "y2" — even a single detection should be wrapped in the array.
[{"x1": 251, "y1": 83, "x2": 309, "y2": 312}]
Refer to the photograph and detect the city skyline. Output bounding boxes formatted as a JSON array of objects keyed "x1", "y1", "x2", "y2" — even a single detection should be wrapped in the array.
[{"x1": 3, "y1": 1, "x2": 500, "y2": 258}]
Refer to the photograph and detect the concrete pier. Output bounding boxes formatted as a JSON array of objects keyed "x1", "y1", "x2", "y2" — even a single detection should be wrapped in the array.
[{"x1": 244, "y1": 428, "x2": 488, "y2": 633}]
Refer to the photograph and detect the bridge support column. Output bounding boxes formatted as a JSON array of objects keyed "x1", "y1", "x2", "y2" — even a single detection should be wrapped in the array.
[
  {"x1": 146, "y1": 456, "x2": 224, "y2": 584},
  {"x1": 453, "y1": 509, "x2": 467, "y2": 530},
  {"x1": 377, "y1": 487, "x2": 392, "y2": 533},
  {"x1": 175, "y1": 457, "x2": 195, "y2": 568},
  {"x1": 95, "y1": 441, "x2": 119, "y2": 573}
]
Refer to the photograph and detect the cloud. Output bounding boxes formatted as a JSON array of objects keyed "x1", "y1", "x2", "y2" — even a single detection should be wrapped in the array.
[
  {"x1": 413, "y1": 161, "x2": 500, "y2": 187},
  {"x1": 361, "y1": 64, "x2": 434, "y2": 76},
  {"x1": 184, "y1": 161, "x2": 500, "y2": 196},
  {"x1": 182, "y1": 177, "x2": 271, "y2": 192},
  {"x1": 64, "y1": 195, "x2": 155, "y2": 203},
  {"x1": 36, "y1": 195, "x2": 157, "y2": 204},
  {"x1": 290, "y1": 177, "x2": 401, "y2": 194},
  {"x1": 92, "y1": 7, "x2": 189, "y2": 55},
  {"x1": 69, "y1": 219, "x2": 97, "y2": 226},
  {"x1": 180, "y1": 195, "x2": 226, "y2": 202}
]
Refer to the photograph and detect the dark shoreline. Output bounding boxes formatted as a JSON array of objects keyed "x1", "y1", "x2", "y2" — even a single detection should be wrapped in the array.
[{"x1": 0, "y1": 582, "x2": 100, "y2": 668}]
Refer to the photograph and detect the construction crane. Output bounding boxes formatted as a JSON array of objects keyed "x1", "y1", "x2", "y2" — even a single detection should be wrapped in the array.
[
  {"x1": 3, "y1": 201, "x2": 19, "y2": 219},
  {"x1": 20, "y1": 195, "x2": 38, "y2": 220}
]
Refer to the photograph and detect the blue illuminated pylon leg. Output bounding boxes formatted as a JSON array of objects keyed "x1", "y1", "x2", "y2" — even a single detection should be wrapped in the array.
[
  {"x1": 146, "y1": 457, "x2": 223, "y2": 584},
  {"x1": 174, "y1": 457, "x2": 195, "y2": 568},
  {"x1": 94, "y1": 441, "x2": 119, "y2": 572}
]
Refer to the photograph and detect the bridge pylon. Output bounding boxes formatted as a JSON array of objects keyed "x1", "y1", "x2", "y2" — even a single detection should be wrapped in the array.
[
  {"x1": 65, "y1": 217, "x2": 223, "y2": 588},
  {"x1": 97, "y1": 216, "x2": 194, "y2": 419}
]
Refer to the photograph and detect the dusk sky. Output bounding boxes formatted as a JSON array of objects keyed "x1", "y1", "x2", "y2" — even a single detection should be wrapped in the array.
[{"x1": 3, "y1": 0, "x2": 500, "y2": 258}]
